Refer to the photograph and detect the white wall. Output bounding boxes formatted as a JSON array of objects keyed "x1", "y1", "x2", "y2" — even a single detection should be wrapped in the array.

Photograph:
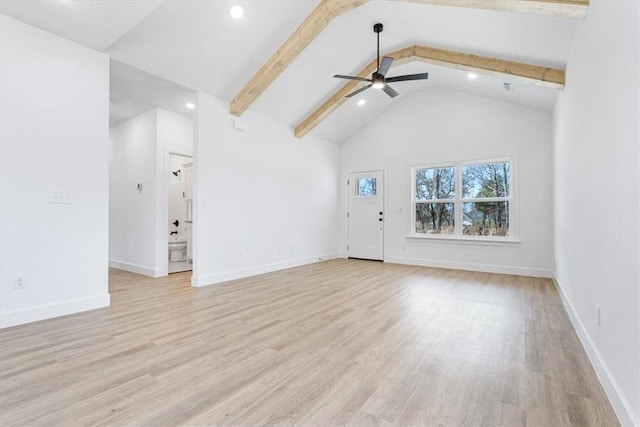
[
  {"x1": 157, "y1": 109, "x2": 193, "y2": 156},
  {"x1": 552, "y1": 1, "x2": 640, "y2": 425},
  {"x1": 340, "y1": 88, "x2": 554, "y2": 277},
  {"x1": 0, "y1": 16, "x2": 110, "y2": 328},
  {"x1": 109, "y1": 108, "x2": 193, "y2": 277},
  {"x1": 192, "y1": 92, "x2": 339, "y2": 286}
]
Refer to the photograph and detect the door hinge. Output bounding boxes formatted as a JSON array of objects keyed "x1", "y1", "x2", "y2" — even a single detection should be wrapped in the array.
[
  {"x1": 347, "y1": 244, "x2": 349, "y2": 251},
  {"x1": 347, "y1": 212, "x2": 349, "y2": 218},
  {"x1": 347, "y1": 179, "x2": 349, "y2": 186}
]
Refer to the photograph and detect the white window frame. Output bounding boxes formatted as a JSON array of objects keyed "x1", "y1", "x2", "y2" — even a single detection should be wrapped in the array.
[{"x1": 410, "y1": 157, "x2": 519, "y2": 243}]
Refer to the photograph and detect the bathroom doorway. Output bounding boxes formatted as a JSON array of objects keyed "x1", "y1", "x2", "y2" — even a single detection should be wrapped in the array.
[{"x1": 168, "y1": 153, "x2": 193, "y2": 273}]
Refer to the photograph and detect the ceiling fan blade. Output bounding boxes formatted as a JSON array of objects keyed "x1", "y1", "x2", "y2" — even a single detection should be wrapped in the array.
[
  {"x1": 382, "y1": 84, "x2": 399, "y2": 98},
  {"x1": 334, "y1": 75, "x2": 372, "y2": 82},
  {"x1": 385, "y1": 73, "x2": 429, "y2": 83},
  {"x1": 346, "y1": 84, "x2": 372, "y2": 98},
  {"x1": 378, "y1": 56, "x2": 394, "y2": 77}
]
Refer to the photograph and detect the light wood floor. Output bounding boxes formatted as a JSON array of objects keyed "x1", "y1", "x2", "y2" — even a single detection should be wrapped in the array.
[{"x1": 0, "y1": 260, "x2": 618, "y2": 426}]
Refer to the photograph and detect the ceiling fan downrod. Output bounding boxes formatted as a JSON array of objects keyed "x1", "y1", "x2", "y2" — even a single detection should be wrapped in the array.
[{"x1": 374, "y1": 23, "x2": 383, "y2": 72}]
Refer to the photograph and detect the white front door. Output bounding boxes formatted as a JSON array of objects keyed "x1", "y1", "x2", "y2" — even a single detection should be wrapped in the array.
[{"x1": 348, "y1": 171, "x2": 384, "y2": 261}]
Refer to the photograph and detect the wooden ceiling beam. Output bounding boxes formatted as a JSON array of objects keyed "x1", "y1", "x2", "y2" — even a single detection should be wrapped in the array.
[
  {"x1": 229, "y1": 0, "x2": 367, "y2": 116},
  {"x1": 401, "y1": 0, "x2": 589, "y2": 19},
  {"x1": 230, "y1": 0, "x2": 587, "y2": 117},
  {"x1": 412, "y1": 45, "x2": 565, "y2": 89},
  {"x1": 294, "y1": 45, "x2": 565, "y2": 138}
]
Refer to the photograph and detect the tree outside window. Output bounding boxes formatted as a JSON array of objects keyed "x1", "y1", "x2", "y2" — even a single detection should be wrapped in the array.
[
  {"x1": 415, "y1": 166, "x2": 455, "y2": 234},
  {"x1": 462, "y1": 162, "x2": 510, "y2": 237}
]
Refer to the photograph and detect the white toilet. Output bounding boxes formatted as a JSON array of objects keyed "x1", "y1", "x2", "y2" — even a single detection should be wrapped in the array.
[{"x1": 168, "y1": 240, "x2": 187, "y2": 261}]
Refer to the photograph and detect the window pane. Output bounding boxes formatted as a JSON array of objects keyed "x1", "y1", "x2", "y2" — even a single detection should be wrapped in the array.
[
  {"x1": 415, "y1": 167, "x2": 455, "y2": 201},
  {"x1": 415, "y1": 203, "x2": 455, "y2": 234},
  {"x1": 463, "y1": 202, "x2": 509, "y2": 236},
  {"x1": 356, "y1": 177, "x2": 376, "y2": 197},
  {"x1": 462, "y1": 162, "x2": 510, "y2": 198}
]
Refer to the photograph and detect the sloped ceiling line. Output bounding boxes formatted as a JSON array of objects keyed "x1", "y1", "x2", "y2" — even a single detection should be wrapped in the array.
[
  {"x1": 294, "y1": 45, "x2": 565, "y2": 138},
  {"x1": 229, "y1": 0, "x2": 588, "y2": 118}
]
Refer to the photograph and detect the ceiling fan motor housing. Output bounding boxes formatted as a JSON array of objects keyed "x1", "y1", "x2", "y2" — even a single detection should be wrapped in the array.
[
  {"x1": 372, "y1": 73, "x2": 385, "y2": 88},
  {"x1": 373, "y1": 23, "x2": 383, "y2": 33}
]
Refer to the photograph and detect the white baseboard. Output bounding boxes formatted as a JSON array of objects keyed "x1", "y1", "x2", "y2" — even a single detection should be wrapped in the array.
[
  {"x1": 0, "y1": 293, "x2": 110, "y2": 329},
  {"x1": 191, "y1": 253, "x2": 338, "y2": 287},
  {"x1": 109, "y1": 259, "x2": 163, "y2": 278},
  {"x1": 385, "y1": 256, "x2": 552, "y2": 278},
  {"x1": 553, "y1": 275, "x2": 638, "y2": 427}
]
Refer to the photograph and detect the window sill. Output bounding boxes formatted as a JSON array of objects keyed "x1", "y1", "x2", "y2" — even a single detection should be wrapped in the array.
[{"x1": 406, "y1": 234, "x2": 521, "y2": 246}]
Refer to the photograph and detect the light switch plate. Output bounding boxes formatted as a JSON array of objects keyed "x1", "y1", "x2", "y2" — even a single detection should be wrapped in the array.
[{"x1": 50, "y1": 191, "x2": 71, "y2": 204}]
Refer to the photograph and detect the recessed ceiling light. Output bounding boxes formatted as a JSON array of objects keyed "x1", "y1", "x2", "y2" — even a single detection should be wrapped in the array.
[
  {"x1": 185, "y1": 102, "x2": 195, "y2": 110},
  {"x1": 230, "y1": 5, "x2": 244, "y2": 19},
  {"x1": 467, "y1": 72, "x2": 478, "y2": 80},
  {"x1": 357, "y1": 99, "x2": 366, "y2": 107}
]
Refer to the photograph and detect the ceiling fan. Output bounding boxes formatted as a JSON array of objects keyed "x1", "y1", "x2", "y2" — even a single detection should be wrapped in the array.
[{"x1": 334, "y1": 23, "x2": 428, "y2": 99}]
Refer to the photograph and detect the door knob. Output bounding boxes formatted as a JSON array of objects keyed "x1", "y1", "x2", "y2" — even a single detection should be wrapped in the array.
[
  {"x1": 379, "y1": 211, "x2": 383, "y2": 215},
  {"x1": 379, "y1": 218, "x2": 383, "y2": 222}
]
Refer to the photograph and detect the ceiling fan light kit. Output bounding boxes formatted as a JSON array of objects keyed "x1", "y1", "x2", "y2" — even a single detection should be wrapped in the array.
[
  {"x1": 371, "y1": 75, "x2": 385, "y2": 89},
  {"x1": 334, "y1": 22, "x2": 429, "y2": 99}
]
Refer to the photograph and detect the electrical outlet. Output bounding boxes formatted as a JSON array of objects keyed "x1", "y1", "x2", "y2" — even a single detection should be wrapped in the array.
[
  {"x1": 14, "y1": 275, "x2": 25, "y2": 290},
  {"x1": 596, "y1": 304, "x2": 601, "y2": 326}
]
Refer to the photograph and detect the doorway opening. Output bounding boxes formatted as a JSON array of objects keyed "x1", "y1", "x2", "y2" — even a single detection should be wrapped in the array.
[
  {"x1": 168, "y1": 153, "x2": 193, "y2": 273},
  {"x1": 108, "y1": 59, "x2": 196, "y2": 279}
]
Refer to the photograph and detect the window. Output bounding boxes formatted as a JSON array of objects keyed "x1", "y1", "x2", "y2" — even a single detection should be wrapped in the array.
[
  {"x1": 412, "y1": 160, "x2": 513, "y2": 239},
  {"x1": 356, "y1": 177, "x2": 376, "y2": 197},
  {"x1": 415, "y1": 166, "x2": 455, "y2": 234},
  {"x1": 462, "y1": 162, "x2": 510, "y2": 236}
]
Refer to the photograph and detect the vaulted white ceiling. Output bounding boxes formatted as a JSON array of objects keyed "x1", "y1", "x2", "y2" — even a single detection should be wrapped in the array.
[
  {"x1": 109, "y1": 59, "x2": 196, "y2": 127},
  {"x1": 0, "y1": 0, "x2": 581, "y2": 143},
  {"x1": 0, "y1": 0, "x2": 163, "y2": 51}
]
